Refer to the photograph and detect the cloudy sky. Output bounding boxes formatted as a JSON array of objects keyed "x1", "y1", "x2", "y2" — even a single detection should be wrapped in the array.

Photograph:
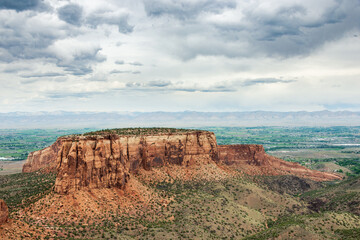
[{"x1": 0, "y1": 0, "x2": 360, "y2": 112}]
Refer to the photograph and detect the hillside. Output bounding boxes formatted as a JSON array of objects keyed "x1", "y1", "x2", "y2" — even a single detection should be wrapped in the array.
[
  {"x1": 0, "y1": 127, "x2": 354, "y2": 239},
  {"x1": 1, "y1": 171, "x2": 359, "y2": 239},
  {"x1": 2, "y1": 111, "x2": 360, "y2": 129},
  {"x1": 302, "y1": 176, "x2": 360, "y2": 215}
]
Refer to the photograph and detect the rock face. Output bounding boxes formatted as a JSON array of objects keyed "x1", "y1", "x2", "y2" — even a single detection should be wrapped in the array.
[
  {"x1": 23, "y1": 140, "x2": 62, "y2": 173},
  {"x1": 23, "y1": 130, "x2": 340, "y2": 195},
  {"x1": 28, "y1": 131, "x2": 218, "y2": 194},
  {"x1": 218, "y1": 145, "x2": 341, "y2": 181},
  {"x1": 0, "y1": 199, "x2": 8, "y2": 225}
]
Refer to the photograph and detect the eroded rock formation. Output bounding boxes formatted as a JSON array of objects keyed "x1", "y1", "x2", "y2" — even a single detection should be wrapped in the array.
[
  {"x1": 23, "y1": 140, "x2": 62, "y2": 173},
  {"x1": 218, "y1": 145, "x2": 341, "y2": 181},
  {"x1": 0, "y1": 199, "x2": 8, "y2": 225},
  {"x1": 25, "y1": 131, "x2": 218, "y2": 194},
  {"x1": 23, "y1": 130, "x2": 341, "y2": 195}
]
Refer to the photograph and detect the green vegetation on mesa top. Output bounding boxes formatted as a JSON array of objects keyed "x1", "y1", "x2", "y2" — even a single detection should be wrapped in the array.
[
  {"x1": 80, "y1": 127, "x2": 199, "y2": 136},
  {"x1": 0, "y1": 128, "x2": 198, "y2": 164}
]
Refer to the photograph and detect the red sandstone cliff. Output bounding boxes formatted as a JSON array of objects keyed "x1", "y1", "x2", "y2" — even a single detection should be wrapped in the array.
[
  {"x1": 23, "y1": 131, "x2": 218, "y2": 194},
  {"x1": 218, "y1": 145, "x2": 341, "y2": 181},
  {"x1": 0, "y1": 199, "x2": 8, "y2": 225},
  {"x1": 23, "y1": 130, "x2": 341, "y2": 195},
  {"x1": 23, "y1": 140, "x2": 62, "y2": 173}
]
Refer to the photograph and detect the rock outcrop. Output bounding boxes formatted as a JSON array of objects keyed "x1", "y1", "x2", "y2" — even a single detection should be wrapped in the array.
[
  {"x1": 218, "y1": 145, "x2": 341, "y2": 181},
  {"x1": 23, "y1": 129, "x2": 341, "y2": 195},
  {"x1": 25, "y1": 131, "x2": 218, "y2": 194},
  {"x1": 23, "y1": 140, "x2": 62, "y2": 173},
  {"x1": 0, "y1": 199, "x2": 8, "y2": 225}
]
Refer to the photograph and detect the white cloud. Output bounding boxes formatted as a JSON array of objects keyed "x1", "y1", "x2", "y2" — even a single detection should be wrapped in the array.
[{"x1": 0, "y1": 0, "x2": 360, "y2": 112}]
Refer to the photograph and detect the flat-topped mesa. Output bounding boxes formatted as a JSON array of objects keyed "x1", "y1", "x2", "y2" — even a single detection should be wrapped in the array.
[
  {"x1": 38, "y1": 129, "x2": 218, "y2": 194},
  {"x1": 218, "y1": 145, "x2": 342, "y2": 181},
  {"x1": 23, "y1": 128, "x2": 341, "y2": 195}
]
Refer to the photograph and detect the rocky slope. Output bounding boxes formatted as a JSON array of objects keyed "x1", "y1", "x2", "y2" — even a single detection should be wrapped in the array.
[
  {"x1": 23, "y1": 129, "x2": 340, "y2": 195},
  {"x1": 0, "y1": 199, "x2": 8, "y2": 225},
  {"x1": 218, "y1": 145, "x2": 341, "y2": 181}
]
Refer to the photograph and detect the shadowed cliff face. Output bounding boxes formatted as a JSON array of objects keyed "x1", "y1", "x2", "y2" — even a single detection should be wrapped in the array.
[
  {"x1": 0, "y1": 199, "x2": 8, "y2": 225},
  {"x1": 51, "y1": 131, "x2": 218, "y2": 194},
  {"x1": 218, "y1": 145, "x2": 342, "y2": 181}
]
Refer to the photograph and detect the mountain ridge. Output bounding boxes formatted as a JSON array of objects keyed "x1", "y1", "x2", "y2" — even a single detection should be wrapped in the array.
[{"x1": 1, "y1": 111, "x2": 360, "y2": 128}]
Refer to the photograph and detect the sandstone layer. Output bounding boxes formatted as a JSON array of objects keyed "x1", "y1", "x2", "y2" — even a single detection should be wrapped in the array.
[
  {"x1": 0, "y1": 199, "x2": 8, "y2": 225},
  {"x1": 23, "y1": 140, "x2": 62, "y2": 173},
  {"x1": 23, "y1": 131, "x2": 218, "y2": 194},
  {"x1": 23, "y1": 130, "x2": 341, "y2": 195},
  {"x1": 218, "y1": 145, "x2": 341, "y2": 181}
]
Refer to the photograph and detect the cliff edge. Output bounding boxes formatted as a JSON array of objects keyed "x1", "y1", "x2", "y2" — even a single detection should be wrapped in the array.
[
  {"x1": 24, "y1": 129, "x2": 218, "y2": 194},
  {"x1": 22, "y1": 128, "x2": 340, "y2": 195},
  {"x1": 218, "y1": 145, "x2": 341, "y2": 181}
]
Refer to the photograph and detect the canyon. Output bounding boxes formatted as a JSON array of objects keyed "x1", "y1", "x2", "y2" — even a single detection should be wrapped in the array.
[{"x1": 22, "y1": 129, "x2": 341, "y2": 195}]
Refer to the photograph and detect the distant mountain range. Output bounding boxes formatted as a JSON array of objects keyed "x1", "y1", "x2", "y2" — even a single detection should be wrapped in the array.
[{"x1": 1, "y1": 111, "x2": 360, "y2": 128}]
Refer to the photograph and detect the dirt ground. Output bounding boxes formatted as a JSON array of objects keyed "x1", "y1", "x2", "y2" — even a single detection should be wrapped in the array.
[{"x1": 0, "y1": 160, "x2": 25, "y2": 175}]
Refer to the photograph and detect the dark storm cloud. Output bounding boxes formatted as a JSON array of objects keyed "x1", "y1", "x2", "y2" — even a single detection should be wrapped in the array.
[
  {"x1": 86, "y1": 10, "x2": 133, "y2": 33},
  {"x1": 0, "y1": 49, "x2": 15, "y2": 63},
  {"x1": 55, "y1": 46, "x2": 106, "y2": 76},
  {"x1": 0, "y1": 2, "x2": 132, "y2": 77},
  {"x1": 0, "y1": 7, "x2": 106, "y2": 76},
  {"x1": 55, "y1": 47, "x2": 106, "y2": 76},
  {"x1": 150, "y1": 0, "x2": 360, "y2": 59},
  {"x1": 247, "y1": 5, "x2": 308, "y2": 41},
  {"x1": 58, "y1": 4, "x2": 83, "y2": 26},
  {"x1": 144, "y1": 0, "x2": 236, "y2": 19},
  {"x1": 235, "y1": 1, "x2": 355, "y2": 57},
  {"x1": 0, "y1": 14, "x2": 60, "y2": 62},
  {"x1": 0, "y1": 0, "x2": 47, "y2": 12}
]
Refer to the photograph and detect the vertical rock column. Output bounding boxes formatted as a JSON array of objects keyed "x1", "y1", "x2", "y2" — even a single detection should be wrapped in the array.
[
  {"x1": 54, "y1": 136, "x2": 129, "y2": 194},
  {"x1": 0, "y1": 199, "x2": 8, "y2": 225}
]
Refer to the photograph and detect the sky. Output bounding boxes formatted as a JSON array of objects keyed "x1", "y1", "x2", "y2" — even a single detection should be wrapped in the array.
[{"x1": 0, "y1": 0, "x2": 360, "y2": 113}]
